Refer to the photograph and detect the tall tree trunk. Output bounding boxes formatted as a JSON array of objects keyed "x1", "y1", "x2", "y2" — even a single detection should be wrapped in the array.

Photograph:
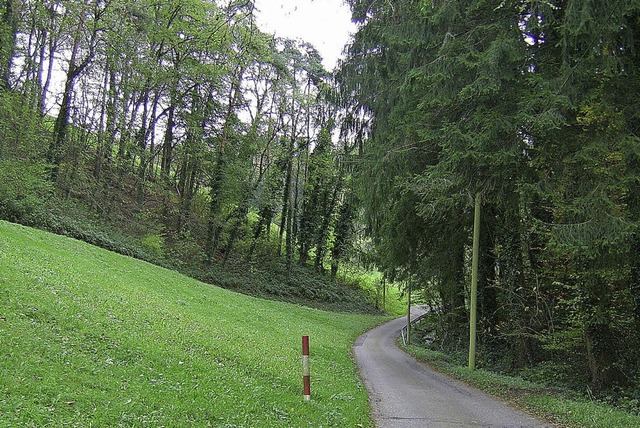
[
  {"x1": 247, "y1": 204, "x2": 273, "y2": 263},
  {"x1": 47, "y1": 2, "x2": 96, "y2": 179},
  {"x1": 40, "y1": 28, "x2": 57, "y2": 115},
  {"x1": 330, "y1": 190, "x2": 355, "y2": 280},
  {"x1": 503, "y1": 212, "x2": 533, "y2": 369},
  {"x1": 135, "y1": 89, "x2": 151, "y2": 205},
  {"x1": 48, "y1": 72, "x2": 75, "y2": 179},
  {"x1": 298, "y1": 190, "x2": 317, "y2": 265},
  {"x1": 584, "y1": 321, "x2": 625, "y2": 392},
  {"x1": 285, "y1": 186, "x2": 294, "y2": 275},
  {"x1": 0, "y1": 0, "x2": 18, "y2": 88},
  {"x1": 631, "y1": 234, "x2": 640, "y2": 350},
  {"x1": 627, "y1": 153, "x2": 640, "y2": 348},
  {"x1": 314, "y1": 180, "x2": 340, "y2": 272},
  {"x1": 206, "y1": 151, "x2": 225, "y2": 262},
  {"x1": 439, "y1": 243, "x2": 467, "y2": 349},
  {"x1": 36, "y1": 24, "x2": 48, "y2": 111},
  {"x1": 329, "y1": 139, "x2": 359, "y2": 280},
  {"x1": 94, "y1": 65, "x2": 110, "y2": 180},
  {"x1": 161, "y1": 101, "x2": 175, "y2": 180},
  {"x1": 479, "y1": 206, "x2": 497, "y2": 339},
  {"x1": 116, "y1": 80, "x2": 134, "y2": 163},
  {"x1": 278, "y1": 147, "x2": 293, "y2": 257},
  {"x1": 222, "y1": 197, "x2": 249, "y2": 268},
  {"x1": 23, "y1": 20, "x2": 41, "y2": 102},
  {"x1": 583, "y1": 276, "x2": 626, "y2": 391},
  {"x1": 36, "y1": 0, "x2": 67, "y2": 113},
  {"x1": 205, "y1": 67, "x2": 245, "y2": 263}
]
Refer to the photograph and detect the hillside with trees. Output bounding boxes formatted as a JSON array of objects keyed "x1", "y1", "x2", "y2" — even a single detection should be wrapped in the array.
[
  {"x1": 0, "y1": 0, "x2": 379, "y2": 312},
  {"x1": 2, "y1": 0, "x2": 640, "y2": 415}
]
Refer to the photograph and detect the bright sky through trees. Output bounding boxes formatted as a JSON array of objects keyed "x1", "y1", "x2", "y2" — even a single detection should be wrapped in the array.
[{"x1": 253, "y1": 0, "x2": 355, "y2": 70}]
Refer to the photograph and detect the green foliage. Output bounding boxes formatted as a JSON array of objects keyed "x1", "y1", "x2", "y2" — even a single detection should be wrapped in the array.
[
  {"x1": 0, "y1": 0, "x2": 379, "y2": 326},
  {"x1": 0, "y1": 92, "x2": 46, "y2": 159},
  {"x1": 343, "y1": 271, "x2": 406, "y2": 316},
  {"x1": 341, "y1": 0, "x2": 640, "y2": 397},
  {"x1": 0, "y1": 159, "x2": 52, "y2": 224},
  {"x1": 140, "y1": 233, "x2": 165, "y2": 259},
  {"x1": 524, "y1": 396, "x2": 640, "y2": 428},
  {"x1": 200, "y1": 259, "x2": 383, "y2": 315},
  {"x1": 405, "y1": 344, "x2": 640, "y2": 428},
  {"x1": 520, "y1": 361, "x2": 588, "y2": 390},
  {"x1": 0, "y1": 220, "x2": 384, "y2": 427},
  {"x1": 48, "y1": 220, "x2": 142, "y2": 259}
]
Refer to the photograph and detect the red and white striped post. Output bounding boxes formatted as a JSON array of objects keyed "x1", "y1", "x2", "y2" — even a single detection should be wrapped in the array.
[{"x1": 302, "y1": 335, "x2": 310, "y2": 401}]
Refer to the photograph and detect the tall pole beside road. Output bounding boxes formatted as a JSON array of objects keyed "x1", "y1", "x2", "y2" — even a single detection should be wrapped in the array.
[
  {"x1": 406, "y1": 279, "x2": 412, "y2": 345},
  {"x1": 469, "y1": 193, "x2": 481, "y2": 370}
]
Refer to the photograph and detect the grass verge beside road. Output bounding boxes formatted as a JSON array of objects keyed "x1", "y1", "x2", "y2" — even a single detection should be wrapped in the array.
[
  {"x1": 404, "y1": 345, "x2": 640, "y2": 428},
  {"x1": 0, "y1": 220, "x2": 386, "y2": 427}
]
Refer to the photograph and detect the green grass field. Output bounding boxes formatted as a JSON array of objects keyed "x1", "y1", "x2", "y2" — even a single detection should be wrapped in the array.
[{"x1": 0, "y1": 221, "x2": 387, "y2": 427}]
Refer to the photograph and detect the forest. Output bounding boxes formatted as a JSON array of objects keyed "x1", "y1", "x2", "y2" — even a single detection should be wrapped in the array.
[
  {"x1": 0, "y1": 0, "x2": 375, "y2": 310},
  {"x1": 1, "y1": 0, "x2": 639, "y2": 410},
  {"x1": 341, "y1": 0, "x2": 640, "y2": 401}
]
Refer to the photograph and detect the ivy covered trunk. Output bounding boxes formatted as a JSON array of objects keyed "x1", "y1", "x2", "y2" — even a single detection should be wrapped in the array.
[
  {"x1": 0, "y1": 0, "x2": 18, "y2": 88},
  {"x1": 584, "y1": 321, "x2": 626, "y2": 392}
]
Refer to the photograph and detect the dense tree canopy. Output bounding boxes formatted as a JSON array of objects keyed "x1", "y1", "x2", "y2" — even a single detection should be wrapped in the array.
[{"x1": 339, "y1": 0, "x2": 640, "y2": 393}]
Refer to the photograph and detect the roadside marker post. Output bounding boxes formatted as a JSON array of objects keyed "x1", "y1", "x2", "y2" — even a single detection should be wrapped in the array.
[{"x1": 302, "y1": 335, "x2": 310, "y2": 401}]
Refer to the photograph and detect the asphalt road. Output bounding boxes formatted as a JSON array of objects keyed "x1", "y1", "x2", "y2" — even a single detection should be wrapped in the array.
[{"x1": 354, "y1": 308, "x2": 552, "y2": 428}]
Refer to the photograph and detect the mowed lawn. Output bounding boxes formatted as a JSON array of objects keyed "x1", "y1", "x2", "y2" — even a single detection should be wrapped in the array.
[{"x1": 0, "y1": 221, "x2": 386, "y2": 427}]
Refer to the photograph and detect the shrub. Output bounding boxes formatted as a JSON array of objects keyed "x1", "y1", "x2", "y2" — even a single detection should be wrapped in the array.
[
  {"x1": 140, "y1": 233, "x2": 164, "y2": 259},
  {"x1": 0, "y1": 159, "x2": 52, "y2": 224}
]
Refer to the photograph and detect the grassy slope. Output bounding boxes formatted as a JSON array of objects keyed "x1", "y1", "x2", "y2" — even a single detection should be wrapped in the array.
[{"x1": 0, "y1": 221, "x2": 387, "y2": 427}]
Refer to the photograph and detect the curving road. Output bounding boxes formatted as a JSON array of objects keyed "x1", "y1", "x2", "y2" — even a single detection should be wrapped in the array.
[{"x1": 354, "y1": 308, "x2": 552, "y2": 427}]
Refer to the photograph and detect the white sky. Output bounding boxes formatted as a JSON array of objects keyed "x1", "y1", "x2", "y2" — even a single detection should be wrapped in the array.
[{"x1": 253, "y1": 0, "x2": 355, "y2": 70}]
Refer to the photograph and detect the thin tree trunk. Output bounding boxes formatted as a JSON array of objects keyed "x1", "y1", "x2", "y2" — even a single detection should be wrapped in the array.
[
  {"x1": 47, "y1": 1, "x2": 97, "y2": 179},
  {"x1": 48, "y1": 73, "x2": 75, "y2": 179},
  {"x1": 279, "y1": 154, "x2": 292, "y2": 256},
  {"x1": 285, "y1": 186, "x2": 294, "y2": 275},
  {"x1": 206, "y1": 150, "x2": 225, "y2": 262},
  {"x1": 584, "y1": 305, "x2": 626, "y2": 391},
  {"x1": 40, "y1": 30, "x2": 57, "y2": 114},
  {"x1": 36, "y1": 25, "x2": 48, "y2": 110},
  {"x1": 94, "y1": 66, "x2": 110, "y2": 180},
  {"x1": 161, "y1": 102, "x2": 175, "y2": 180}
]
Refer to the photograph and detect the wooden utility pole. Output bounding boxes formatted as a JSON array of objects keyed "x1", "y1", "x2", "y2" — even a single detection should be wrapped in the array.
[{"x1": 469, "y1": 193, "x2": 481, "y2": 370}]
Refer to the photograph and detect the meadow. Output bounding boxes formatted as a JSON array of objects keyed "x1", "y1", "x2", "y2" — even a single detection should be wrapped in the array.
[{"x1": 0, "y1": 220, "x2": 387, "y2": 427}]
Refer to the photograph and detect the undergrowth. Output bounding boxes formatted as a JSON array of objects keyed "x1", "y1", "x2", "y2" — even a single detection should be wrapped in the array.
[
  {"x1": 7, "y1": 193, "x2": 389, "y2": 315},
  {"x1": 403, "y1": 319, "x2": 640, "y2": 428}
]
